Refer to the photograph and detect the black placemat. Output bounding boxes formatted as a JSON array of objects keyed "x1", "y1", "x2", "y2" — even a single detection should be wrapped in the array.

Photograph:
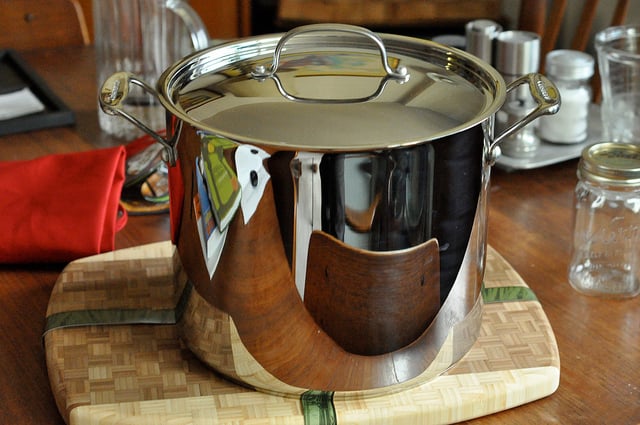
[{"x1": 0, "y1": 49, "x2": 75, "y2": 136}]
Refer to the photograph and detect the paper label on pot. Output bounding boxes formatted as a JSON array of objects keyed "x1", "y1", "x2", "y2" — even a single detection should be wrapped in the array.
[
  {"x1": 200, "y1": 136, "x2": 241, "y2": 231},
  {"x1": 235, "y1": 145, "x2": 271, "y2": 224},
  {"x1": 194, "y1": 157, "x2": 228, "y2": 278},
  {"x1": 195, "y1": 157, "x2": 215, "y2": 239}
]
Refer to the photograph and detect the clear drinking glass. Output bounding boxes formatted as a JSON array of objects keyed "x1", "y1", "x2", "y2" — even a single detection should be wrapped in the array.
[
  {"x1": 595, "y1": 25, "x2": 640, "y2": 144},
  {"x1": 93, "y1": 0, "x2": 209, "y2": 140}
]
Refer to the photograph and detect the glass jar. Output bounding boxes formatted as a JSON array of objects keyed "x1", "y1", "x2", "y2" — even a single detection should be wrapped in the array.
[
  {"x1": 568, "y1": 142, "x2": 640, "y2": 298},
  {"x1": 538, "y1": 50, "x2": 594, "y2": 143}
]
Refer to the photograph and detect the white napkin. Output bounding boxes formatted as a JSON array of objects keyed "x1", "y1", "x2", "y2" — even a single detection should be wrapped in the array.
[{"x1": 0, "y1": 87, "x2": 45, "y2": 120}]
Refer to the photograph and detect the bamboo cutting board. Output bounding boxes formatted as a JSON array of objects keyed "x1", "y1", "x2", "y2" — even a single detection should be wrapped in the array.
[{"x1": 44, "y1": 241, "x2": 559, "y2": 424}]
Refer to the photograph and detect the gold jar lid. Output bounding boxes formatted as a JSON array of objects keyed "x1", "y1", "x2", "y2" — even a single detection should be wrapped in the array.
[{"x1": 578, "y1": 142, "x2": 640, "y2": 187}]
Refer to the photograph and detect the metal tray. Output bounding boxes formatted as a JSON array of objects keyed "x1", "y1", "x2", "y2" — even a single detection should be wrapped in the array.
[{"x1": 496, "y1": 104, "x2": 603, "y2": 171}]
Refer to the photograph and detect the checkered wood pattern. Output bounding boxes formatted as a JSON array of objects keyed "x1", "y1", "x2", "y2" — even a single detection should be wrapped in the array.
[{"x1": 45, "y1": 242, "x2": 559, "y2": 424}]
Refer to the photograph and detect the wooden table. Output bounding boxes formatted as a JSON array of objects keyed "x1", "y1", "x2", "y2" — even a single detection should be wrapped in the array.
[{"x1": 0, "y1": 46, "x2": 638, "y2": 425}]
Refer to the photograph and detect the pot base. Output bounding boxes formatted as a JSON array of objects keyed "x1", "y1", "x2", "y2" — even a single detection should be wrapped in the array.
[
  {"x1": 44, "y1": 242, "x2": 560, "y2": 423},
  {"x1": 180, "y1": 274, "x2": 482, "y2": 396},
  {"x1": 177, "y1": 167, "x2": 483, "y2": 392}
]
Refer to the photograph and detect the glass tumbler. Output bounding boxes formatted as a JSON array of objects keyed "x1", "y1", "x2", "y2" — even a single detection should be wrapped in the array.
[
  {"x1": 93, "y1": 0, "x2": 210, "y2": 140},
  {"x1": 595, "y1": 25, "x2": 640, "y2": 143},
  {"x1": 568, "y1": 142, "x2": 640, "y2": 298}
]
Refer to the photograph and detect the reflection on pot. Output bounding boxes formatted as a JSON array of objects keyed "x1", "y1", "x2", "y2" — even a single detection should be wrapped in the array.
[{"x1": 184, "y1": 127, "x2": 485, "y2": 391}]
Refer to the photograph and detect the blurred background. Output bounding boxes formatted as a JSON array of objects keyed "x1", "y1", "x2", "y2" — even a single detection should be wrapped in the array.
[{"x1": 74, "y1": 0, "x2": 640, "y2": 56}]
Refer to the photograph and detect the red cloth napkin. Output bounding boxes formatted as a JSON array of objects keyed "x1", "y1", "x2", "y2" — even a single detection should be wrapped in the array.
[{"x1": 0, "y1": 146, "x2": 128, "y2": 263}]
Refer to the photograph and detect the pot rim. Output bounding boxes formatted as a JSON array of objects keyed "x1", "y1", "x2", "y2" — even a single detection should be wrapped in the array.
[{"x1": 155, "y1": 27, "x2": 508, "y2": 152}]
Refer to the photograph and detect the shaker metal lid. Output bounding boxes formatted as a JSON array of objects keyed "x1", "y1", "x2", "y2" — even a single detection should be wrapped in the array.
[
  {"x1": 579, "y1": 142, "x2": 640, "y2": 186},
  {"x1": 495, "y1": 31, "x2": 540, "y2": 76},
  {"x1": 159, "y1": 25, "x2": 506, "y2": 151}
]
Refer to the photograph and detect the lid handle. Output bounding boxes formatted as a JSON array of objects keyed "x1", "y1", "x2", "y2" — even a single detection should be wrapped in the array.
[{"x1": 251, "y1": 24, "x2": 409, "y2": 103}]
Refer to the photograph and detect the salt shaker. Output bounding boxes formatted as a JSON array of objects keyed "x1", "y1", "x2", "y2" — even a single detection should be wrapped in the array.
[
  {"x1": 568, "y1": 142, "x2": 640, "y2": 298},
  {"x1": 538, "y1": 50, "x2": 594, "y2": 143},
  {"x1": 494, "y1": 31, "x2": 541, "y2": 158}
]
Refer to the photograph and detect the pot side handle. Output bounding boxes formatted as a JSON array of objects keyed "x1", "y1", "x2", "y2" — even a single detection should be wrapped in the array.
[
  {"x1": 487, "y1": 73, "x2": 561, "y2": 164},
  {"x1": 99, "y1": 71, "x2": 178, "y2": 165}
]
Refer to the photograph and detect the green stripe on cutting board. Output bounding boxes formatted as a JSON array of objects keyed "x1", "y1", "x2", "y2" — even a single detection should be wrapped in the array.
[
  {"x1": 43, "y1": 281, "x2": 193, "y2": 335},
  {"x1": 301, "y1": 391, "x2": 336, "y2": 425},
  {"x1": 44, "y1": 308, "x2": 177, "y2": 334},
  {"x1": 482, "y1": 285, "x2": 538, "y2": 303}
]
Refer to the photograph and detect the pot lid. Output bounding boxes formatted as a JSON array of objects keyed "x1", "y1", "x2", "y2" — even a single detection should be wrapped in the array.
[{"x1": 159, "y1": 24, "x2": 506, "y2": 152}]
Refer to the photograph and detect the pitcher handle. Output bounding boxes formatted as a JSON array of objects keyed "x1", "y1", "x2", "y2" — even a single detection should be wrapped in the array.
[{"x1": 167, "y1": 0, "x2": 210, "y2": 51}]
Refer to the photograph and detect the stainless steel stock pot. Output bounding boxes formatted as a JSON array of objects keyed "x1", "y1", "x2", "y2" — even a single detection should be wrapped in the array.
[{"x1": 100, "y1": 24, "x2": 559, "y2": 396}]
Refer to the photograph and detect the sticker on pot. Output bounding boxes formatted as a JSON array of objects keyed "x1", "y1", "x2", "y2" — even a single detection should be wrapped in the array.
[
  {"x1": 200, "y1": 135, "x2": 241, "y2": 231},
  {"x1": 235, "y1": 145, "x2": 271, "y2": 224},
  {"x1": 194, "y1": 157, "x2": 228, "y2": 277}
]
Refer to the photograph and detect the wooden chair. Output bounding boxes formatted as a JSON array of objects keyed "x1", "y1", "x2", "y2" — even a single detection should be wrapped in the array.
[
  {"x1": 276, "y1": 0, "x2": 503, "y2": 30},
  {"x1": 518, "y1": 0, "x2": 630, "y2": 101},
  {"x1": 0, "y1": 0, "x2": 90, "y2": 50}
]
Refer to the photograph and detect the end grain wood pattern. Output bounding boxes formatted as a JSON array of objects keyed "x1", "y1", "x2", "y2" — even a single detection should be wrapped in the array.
[{"x1": 44, "y1": 241, "x2": 559, "y2": 424}]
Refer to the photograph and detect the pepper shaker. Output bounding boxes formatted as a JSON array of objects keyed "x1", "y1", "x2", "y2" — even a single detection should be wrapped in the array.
[
  {"x1": 568, "y1": 142, "x2": 640, "y2": 298},
  {"x1": 465, "y1": 19, "x2": 502, "y2": 64},
  {"x1": 494, "y1": 31, "x2": 541, "y2": 158}
]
